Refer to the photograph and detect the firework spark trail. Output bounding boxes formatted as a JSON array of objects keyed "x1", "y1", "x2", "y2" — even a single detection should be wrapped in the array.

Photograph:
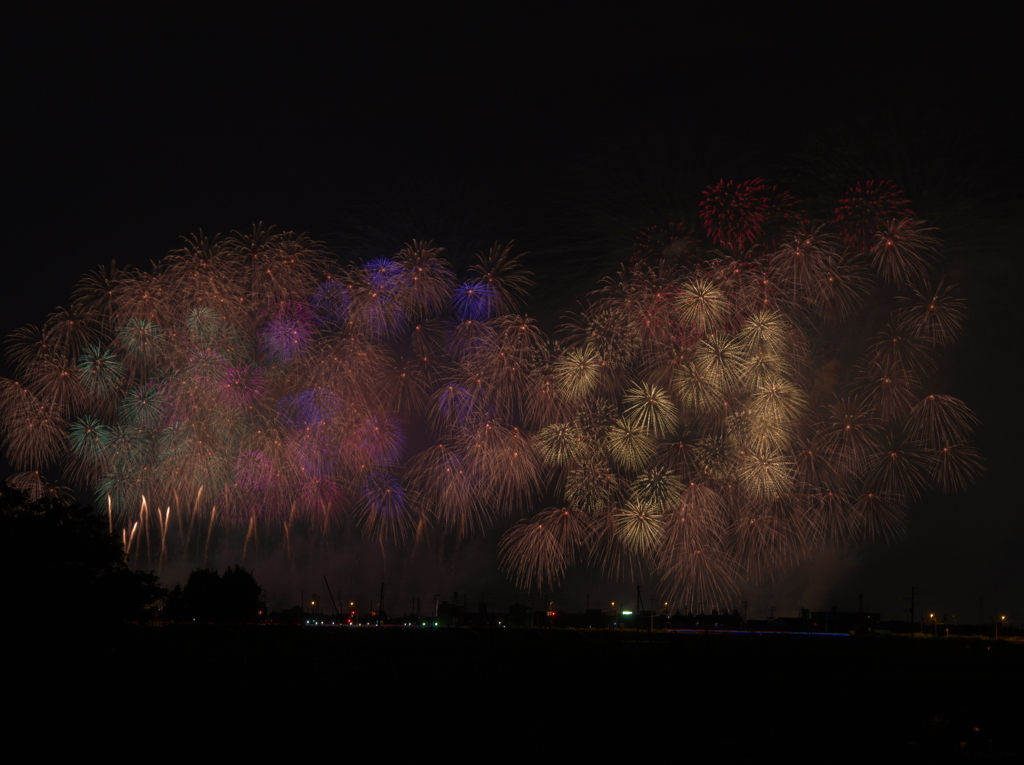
[
  {"x1": 242, "y1": 515, "x2": 256, "y2": 559},
  {"x1": 204, "y1": 506, "x2": 217, "y2": 565},
  {"x1": 158, "y1": 506, "x2": 171, "y2": 570},
  {"x1": 125, "y1": 521, "x2": 138, "y2": 557}
]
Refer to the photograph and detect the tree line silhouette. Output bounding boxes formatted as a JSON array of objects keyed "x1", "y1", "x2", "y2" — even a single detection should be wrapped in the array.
[
  {"x1": 162, "y1": 566, "x2": 264, "y2": 623},
  {"x1": 1, "y1": 486, "x2": 263, "y2": 624}
]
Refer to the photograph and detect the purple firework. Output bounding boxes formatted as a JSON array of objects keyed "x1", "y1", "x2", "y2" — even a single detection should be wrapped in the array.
[
  {"x1": 311, "y1": 278, "x2": 352, "y2": 326},
  {"x1": 363, "y1": 257, "x2": 405, "y2": 291},
  {"x1": 259, "y1": 301, "x2": 316, "y2": 363},
  {"x1": 452, "y1": 279, "x2": 500, "y2": 322},
  {"x1": 278, "y1": 388, "x2": 343, "y2": 430}
]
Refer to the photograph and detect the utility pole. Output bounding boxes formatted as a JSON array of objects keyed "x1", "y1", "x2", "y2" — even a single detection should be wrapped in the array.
[
  {"x1": 378, "y1": 581, "x2": 385, "y2": 624},
  {"x1": 905, "y1": 586, "x2": 916, "y2": 639},
  {"x1": 635, "y1": 584, "x2": 649, "y2": 640},
  {"x1": 911, "y1": 586, "x2": 915, "y2": 638},
  {"x1": 323, "y1": 575, "x2": 339, "y2": 618},
  {"x1": 630, "y1": 585, "x2": 638, "y2": 639},
  {"x1": 635, "y1": 585, "x2": 641, "y2": 637}
]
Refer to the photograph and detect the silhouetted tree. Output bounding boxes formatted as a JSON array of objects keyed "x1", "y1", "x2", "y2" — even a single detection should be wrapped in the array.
[
  {"x1": 220, "y1": 565, "x2": 263, "y2": 623},
  {"x1": 0, "y1": 485, "x2": 165, "y2": 624},
  {"x1": 184, "y1": 568, "x2": 223, "y2": 622},
  {"x1": 163, "y1": 566, "x2": 264, "y2": 623}
]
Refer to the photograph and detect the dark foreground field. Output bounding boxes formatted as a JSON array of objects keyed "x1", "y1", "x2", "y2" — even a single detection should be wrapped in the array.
[{"x1": 21, "y1": 625, "x2": 1022, "y2": 758}]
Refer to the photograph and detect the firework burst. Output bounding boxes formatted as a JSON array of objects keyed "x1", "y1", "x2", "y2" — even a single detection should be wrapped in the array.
[
  {"x1": 1, "y1": 228, "x2": 544, "y2": 563},
  {"x1": 1, "y1": 183, "x2": 981, "y2": 603},
  {"x1": 833, "y1": 180, "x2": 913, "y2": 249},
  {"x1": 498, "y1": 181, "x2": 980, "y2": 608}
]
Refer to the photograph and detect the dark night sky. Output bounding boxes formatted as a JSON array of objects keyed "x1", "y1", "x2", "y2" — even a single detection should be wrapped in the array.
[{"x1": 4, "y1": 7, "x2": 1021, "y2": 620}]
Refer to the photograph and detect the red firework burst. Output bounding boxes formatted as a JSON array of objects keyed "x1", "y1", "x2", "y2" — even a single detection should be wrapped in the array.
[
  {"x1": 833, "y1": 181, "x2": 913, "y2": 249},
  {"x1": 700, "y1": 179, "x2": 781, "y2": 254}
]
